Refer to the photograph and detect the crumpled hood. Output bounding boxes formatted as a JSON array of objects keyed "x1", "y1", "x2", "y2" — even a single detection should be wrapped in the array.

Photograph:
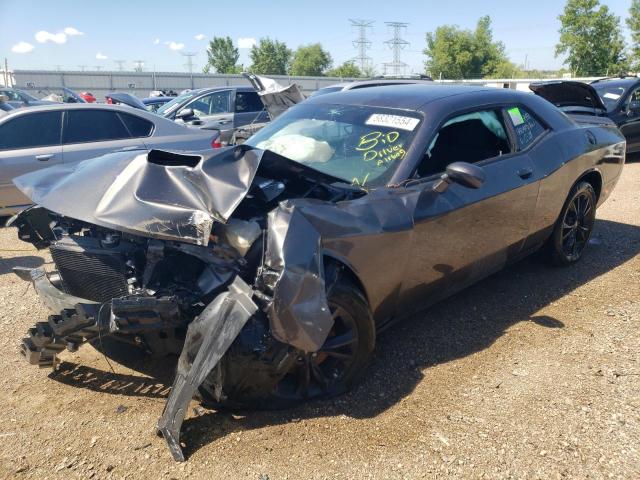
[
  {"x1": 529, "y1": 81, "x2": 607, "y2": 112},
  {"x1": 13, "y1": 146, "x2": 263, "y2": 245}
]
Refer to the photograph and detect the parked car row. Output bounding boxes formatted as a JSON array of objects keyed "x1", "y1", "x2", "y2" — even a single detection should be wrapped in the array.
[{"x1": 0, "y1": 103, "x2": 219, "y2": 215}]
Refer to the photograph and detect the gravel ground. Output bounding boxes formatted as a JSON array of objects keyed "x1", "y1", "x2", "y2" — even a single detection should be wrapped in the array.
[{"x1": 0, "y1": 163, "x2": 638, "y2": 480}]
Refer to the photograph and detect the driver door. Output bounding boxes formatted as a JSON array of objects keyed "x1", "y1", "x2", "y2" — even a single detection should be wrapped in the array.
[
  {"x1": 618, "y1": 86, "x2": 640, "y2": 152},
  {"x1": 400, "y1": 107, "x2": 540, "y2": 312},
  {"x1": 181, "y1": 89, "x2": 233, "y2": 129}
]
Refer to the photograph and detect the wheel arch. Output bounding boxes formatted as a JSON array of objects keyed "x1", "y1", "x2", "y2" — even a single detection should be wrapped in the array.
[
  {"x1": 322, "y1": 253, "x2": 370, "y2": 305},
  {"x1": 575, "y1": 168, "x2": 602, "y2": 201}
]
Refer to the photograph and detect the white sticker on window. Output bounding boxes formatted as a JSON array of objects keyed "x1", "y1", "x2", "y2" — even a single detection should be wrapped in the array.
[
  {"x1": 603, "y1": 92, "x2": 621, "y2": 100},
  {"x1": 365, "y1": 113, "x2": 419, "y2": 131}
]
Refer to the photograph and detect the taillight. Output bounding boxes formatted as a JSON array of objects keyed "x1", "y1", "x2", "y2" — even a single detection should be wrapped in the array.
[{"x1": 211, "y1": 138, "x2": 222, "y2": 148}]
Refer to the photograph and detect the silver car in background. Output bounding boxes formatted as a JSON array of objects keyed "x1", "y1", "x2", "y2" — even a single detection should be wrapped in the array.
[{"x1": 0, "y1": 104, "x2": 218, "y2": 216}]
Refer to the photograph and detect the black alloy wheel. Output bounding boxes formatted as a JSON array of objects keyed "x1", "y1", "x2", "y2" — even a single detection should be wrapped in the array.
[{"x1": 547, "y1": 181, "x2": 597, "y2": 266}]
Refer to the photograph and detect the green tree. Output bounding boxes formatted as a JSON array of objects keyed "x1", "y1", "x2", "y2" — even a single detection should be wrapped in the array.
[
  {"x1": 290, "y1": 43, "x2": 332, "y2": 76},
  {"x1": 326, "y1": 61, "x2": 362, "y2": 78},
  {"x1": 627, "y1": 0, "x2": 640, "y2": 71},
  {"x1": 423, "y1": 16, "x2": 515, "y2": 79},
  {"x1": 556, "y1": 0, "x2": 627, "y2": 76},
  {"x1": 203, "y1": 36, "x2": 240, "y2": 74},
  {"x1": 249, "y1": 38, "x2": 292, "y2": 75}
]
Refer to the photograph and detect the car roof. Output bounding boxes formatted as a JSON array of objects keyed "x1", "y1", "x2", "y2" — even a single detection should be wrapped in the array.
[
  {"x1": 142, "y1": 96, "x2": 172, "y2": 103},
  {"x1": 590, "y1": 78, "x2": 638, "y2": 89},
  {"x1": 302, "y1": 83, "x2": 516, "y2": 111},
  {"x1": 0, "y1": 102, "x2": 166, "y2": 122},
  {"x1": 186, "y1": 85, "x2": 254, "y2": 95}
]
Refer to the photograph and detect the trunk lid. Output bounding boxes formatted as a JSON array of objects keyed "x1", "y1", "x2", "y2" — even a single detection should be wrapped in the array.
[
  {"x1": 529, "y1": 81, "x2": 607, "y2": 114},
  {"x1": 244, "y1": 73, "x2": 305, "y2": 119}
]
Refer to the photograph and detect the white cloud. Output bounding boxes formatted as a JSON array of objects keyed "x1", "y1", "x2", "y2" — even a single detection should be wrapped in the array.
[
  {"x1": 96, "y1": 52, "x2": 108, "y2": 60},
  {"x1": 168, "y1": 41, "x2": 184, "y2": 51},
  {"x1": 12, "y1": 41, "x2": 34, "y2": 53},
  {"x1": 194, "y1": 33, "x2": 206, "y2": 41},
  {"x1": 63, "y1": 27, "x2": 84, "y2": 36},
  {"x1": 34, "y1": 27, "x2": 83, "y2": 45},
  {"x1": 238, "y1": 37, "x2": 257, "y2": 49},
  {"x1": 153, "y1": 38, "x2": 160, "y2": 45},
  {"x1": 35, "y1": 30, "x2": 67, "y2": 44}
]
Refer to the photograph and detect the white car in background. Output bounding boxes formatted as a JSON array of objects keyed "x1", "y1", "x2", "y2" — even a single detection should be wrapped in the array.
[{"x1": 0, "y1": 103, "x2": 220, "y2": 216}]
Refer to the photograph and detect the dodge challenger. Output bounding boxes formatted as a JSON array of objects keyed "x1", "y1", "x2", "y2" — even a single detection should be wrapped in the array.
[{"x1": 9, "y1": 84, "x2": 625, "y2": 460}]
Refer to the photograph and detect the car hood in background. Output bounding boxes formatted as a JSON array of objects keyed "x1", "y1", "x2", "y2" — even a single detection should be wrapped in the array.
[
  {"x1": 529, "y1": 81, "x2": 607, "y2": 112},
  {"x1": 244, "y1": 73, "x2": 305, "y2": 119},
  {"x1": 13, "y1": 147, "x2": 263, "y2": 245},
  {"x1": 105, "y1": 92, "x2": 147, "y2": 110}
]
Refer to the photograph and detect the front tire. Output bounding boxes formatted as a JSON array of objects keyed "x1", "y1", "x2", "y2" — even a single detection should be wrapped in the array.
[
  {"x1": 199, "y1": 264, "x2": 376, "y2": 410},
  {"x1": 546, "y1": 181, "x2": 597, "y2": 266}
]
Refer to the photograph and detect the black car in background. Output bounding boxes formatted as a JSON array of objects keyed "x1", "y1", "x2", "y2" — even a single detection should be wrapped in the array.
[{"x1": 530, "y1": 76, "x2": 640, "y2": 153}]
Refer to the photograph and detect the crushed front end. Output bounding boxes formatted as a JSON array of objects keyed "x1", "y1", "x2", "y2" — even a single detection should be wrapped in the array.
[{"x1": 10, "y1": 146, "x2": 365, "y2": 461}]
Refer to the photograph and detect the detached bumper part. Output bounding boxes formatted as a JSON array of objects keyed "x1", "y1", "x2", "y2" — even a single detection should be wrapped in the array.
[
  {"x1": 16, "y1": 267, "x2": 260, "y2": 462},
  {"x1": 156, "y1": 276, "x2": 257, "y2": 462}
]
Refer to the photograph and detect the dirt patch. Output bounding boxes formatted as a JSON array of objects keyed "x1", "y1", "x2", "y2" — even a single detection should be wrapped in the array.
[{"x1": 0, "y1": 163, "x2": 638, "y2": 479}]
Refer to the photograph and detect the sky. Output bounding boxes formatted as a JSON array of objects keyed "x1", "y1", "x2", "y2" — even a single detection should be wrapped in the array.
[{"x1": 0, "y1": 0, "x2": 636, "y2": 74}]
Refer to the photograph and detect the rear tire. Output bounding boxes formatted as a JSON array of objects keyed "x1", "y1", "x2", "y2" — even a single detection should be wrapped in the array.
[{"x1": 545, "y1": 181, "x2": 597, "y2": 266}]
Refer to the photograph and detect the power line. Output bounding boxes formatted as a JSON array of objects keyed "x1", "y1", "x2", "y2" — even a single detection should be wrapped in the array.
[
  {"x1": 77, "y1": 65, "x2": 87, "y2": 72},
  {"x1": 181, "y1": 52, "x2": 197, "y2": 73},
  {"x1": 383, "y1": 22, "x2": 410, "y2": 76},
  {"x1": 133, "y1": 60, "x2": 145, "y2": 72},
  {"x1": 349, "y1": 19, "x2": 374, "y2": 73},
  {"x1": 114, "y1": 60, "x2": 126, "y2": 71}
]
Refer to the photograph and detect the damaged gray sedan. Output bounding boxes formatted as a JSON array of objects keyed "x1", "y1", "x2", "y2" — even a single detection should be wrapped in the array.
[{"x1": 10, "y1": 85, "x2": 625, "y2": 461}]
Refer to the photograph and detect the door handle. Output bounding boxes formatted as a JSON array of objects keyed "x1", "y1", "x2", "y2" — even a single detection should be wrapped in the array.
[
  {"x1": 517, "y1": 167, "x2": 533, "y2": 179},
  {"x1": 35, "y1": 154, "x2": 53, "y2": 161}
]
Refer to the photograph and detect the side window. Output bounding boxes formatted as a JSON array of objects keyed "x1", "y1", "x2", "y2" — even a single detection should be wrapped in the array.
[
  {"x1": 1, "y1": 90, "x2": 20, "y2": 101},
  {"x1": 418, "y1": 109, "x2": 511, "y2": 177},
  {"x1": 0, "y1": 112, "x2": 62, "y2": 150},
  {"x1": 119, "y1": 112, "x2": 154, "y2": 137},
  {"x1": 626, "y1": 88, "x2": 640, "y2": 111},
  {"x1": 187, "y1": 90, "x2": 231, "y2": 116},
  {"x1": 505, "y1": 106, "x2": 546, "y2": 150},
  {"x1": 235, "y1": 91, "x2": 264, "y2": 113},
  {"x1": 65, "y1": 110, "x2": 131, "y2": 143}
]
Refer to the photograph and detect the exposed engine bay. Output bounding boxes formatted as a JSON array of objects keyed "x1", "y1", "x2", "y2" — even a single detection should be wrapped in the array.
[{"x1": 11, "y1": 146, "x2": 366, "y2": 461}]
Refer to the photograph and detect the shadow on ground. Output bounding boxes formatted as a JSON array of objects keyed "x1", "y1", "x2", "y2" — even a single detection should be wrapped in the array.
[{"x1": 47, "y1": 219, "x2": 640, "y2": 459}]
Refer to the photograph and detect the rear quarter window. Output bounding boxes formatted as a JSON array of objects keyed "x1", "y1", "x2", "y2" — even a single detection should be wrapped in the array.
[
  {"x1": 506, "y1": 106, "x2": 547, "y2": 150},
  {"x1": 119, "y1": 112, "x2": 154, "y2": 137}
]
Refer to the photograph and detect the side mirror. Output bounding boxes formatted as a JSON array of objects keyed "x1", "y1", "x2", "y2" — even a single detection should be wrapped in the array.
[
  {"x1": 176, "y1": 108, "x2": 195, "y2": 120},
  {"x1": 433, "y1": 162, "x2": 485, "y2": 193}
]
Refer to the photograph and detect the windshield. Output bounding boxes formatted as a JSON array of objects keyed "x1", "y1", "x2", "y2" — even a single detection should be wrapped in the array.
[
  {"x1": 309, "y1": 86, "x2": 343, "y2": 98},
  {"x1": 245, "y1": 103, "x2": 421, "y2": 187},
  {"x1": 157, "y1": 91, "x2": 195, "y2": 116},
  {"x1": 592, "y1": 82, "x2": 627, "y2": 111}
]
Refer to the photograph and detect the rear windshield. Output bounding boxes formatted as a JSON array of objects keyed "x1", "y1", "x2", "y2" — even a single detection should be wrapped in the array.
[{"x1": 592, "y1": 82, "x2": 627, "y2": 111}]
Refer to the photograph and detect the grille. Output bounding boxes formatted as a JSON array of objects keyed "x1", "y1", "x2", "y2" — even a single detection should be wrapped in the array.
[{"x1": 50, "y1": 236, "x2": 130, "y2": 303}]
